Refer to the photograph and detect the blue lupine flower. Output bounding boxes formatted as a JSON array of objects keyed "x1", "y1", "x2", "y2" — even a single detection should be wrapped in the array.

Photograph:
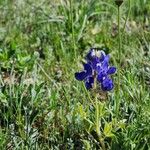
[
  {"x1": 101, "y1": 77, "x2": 114, "y2": 91},
  {"x1": 75, "y1": 63, "x2": 94, "y2": 89},
  {"x1": 75, "y1": 48, "x2": 116, "y2": 91},
  {"x1": 97, "y1": 55, "x2": 116, "y2": 82}
]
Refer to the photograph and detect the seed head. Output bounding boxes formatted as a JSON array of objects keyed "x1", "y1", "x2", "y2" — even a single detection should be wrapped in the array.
[{"x1": 115, "y1": 0, "x2": 124, "y2": 7}]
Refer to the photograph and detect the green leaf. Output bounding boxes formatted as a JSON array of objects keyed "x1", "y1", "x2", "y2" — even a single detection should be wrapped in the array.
[
  {"x1": 0, "y1": 92, "x2": 8, "y2": 106},
  {"x1": 104, "y1": 122, "x2": 115, "y2": 138}
]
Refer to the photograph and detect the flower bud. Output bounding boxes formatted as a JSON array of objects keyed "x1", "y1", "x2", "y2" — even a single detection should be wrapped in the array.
[{"x1": 115, "y1": 0, "x2": 124, "y2": 7}]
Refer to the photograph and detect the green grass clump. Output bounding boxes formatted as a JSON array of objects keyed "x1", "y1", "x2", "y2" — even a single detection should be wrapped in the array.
[{"x1": 0, "y1": 0, "x2": 150, "y2": 149}]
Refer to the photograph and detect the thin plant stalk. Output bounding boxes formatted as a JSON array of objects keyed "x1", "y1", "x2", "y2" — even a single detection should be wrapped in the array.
[
  {"x1": 95, "y1": 95, "x2": 106, "y2": 150},
  {"x1": 116, "y1": 5, "x2": 121, "y2": 116},
  {"x1": 118, "y1": 5, "x2": 121, "y2": 70},
  {"x1": 95, "y1": 95, "x2": 100, "y2": 137},
  {"x1": 94, "y1": 78, "x2": 106, "y2": 150},
  {"x1": 122, "y1": 0, "x2": 131, "y2": 33},
  {"x1": 84, "y1": 77, "x2": 106, "y2": 149},
  {"x1": 70, "y1": 0, "x2": 76, "y2": 60},
  {"x1": 82, "y1": 83, "x2": 95, "y2": 106}
]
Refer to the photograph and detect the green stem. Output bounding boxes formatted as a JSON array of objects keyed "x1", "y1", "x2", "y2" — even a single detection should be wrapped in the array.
[
  {"x1": 118, "y1": 6, "x2": 121, "y2": 65},
  {"x1": 116, "y1": 5, "x2": 121, "y2": 116},
  {"x1": 82, "y1": 83, "x2": 95, "y2": 106},
  {"x1": 82, "y1": 84, "x2": 105, "y2": 149},
  {"x1": 122, "y1": 0, "x2": 131, "y2": 33},
  {"x1": 95, "y1": 95, "x2": 106, "y2": 150},
  {"x1": 95, "y1": 95, "x2": 100, "y2": 136},
  {"x1": 70, "y1": 0, "x2": 76, "y2": 60}
]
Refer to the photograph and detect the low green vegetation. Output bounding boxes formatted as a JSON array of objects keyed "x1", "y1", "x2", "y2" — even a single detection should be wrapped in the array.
[{"x1": 0, "y1": 0, "x2": 150, "y2": 149}]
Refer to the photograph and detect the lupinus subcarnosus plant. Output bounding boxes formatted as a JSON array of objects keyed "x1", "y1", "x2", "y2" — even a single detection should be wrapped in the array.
[{"x1": 75, "y1": 48, "x2": 116, "y2": 149}]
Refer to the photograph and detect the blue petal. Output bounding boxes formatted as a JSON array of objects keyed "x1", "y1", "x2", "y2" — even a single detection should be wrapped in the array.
[
  {"x1": 97, "y1": 72, "x2": 106, "y2": 83},
  {"x1": 102, "y1": 55, "x2": 110, "y2": 70},
  {"x1": 91, "y1": 57, "x2": 100, "y2": 70},
  {"x1": 83, "y1": 63, "x2": 92, "y2": 76},
  {"x1": 85, "y1": 76, "x2": 94, "y2": 90},
  {"x1": 75, "y1": 71, "x2": 87, "y2": 81},
  {"x1": 101, "y1": 77, "x2": 114, "y2": 91},
  {"x1": 107, "y1": 66, "x2": 116, "y2": 74},
  {"x1": 104, "y1": 54, "x2": 110, "y2": 62},
  {"x1": 86, "y1": 49, "x2": 95, "y2": 61},
  {"x1": 99, "y1": 51, "x2": 106, "y2": 61}
]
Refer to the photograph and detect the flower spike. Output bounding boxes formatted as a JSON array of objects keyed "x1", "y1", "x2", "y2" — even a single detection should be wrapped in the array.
[{"x1": 75, "y1": 49, "x2": 116, "y2": 91}]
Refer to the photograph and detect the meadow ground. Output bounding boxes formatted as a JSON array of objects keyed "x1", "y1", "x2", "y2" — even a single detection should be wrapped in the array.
[{"x1": 0, "y1": 0, "x2": 150, "y2": 149}]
